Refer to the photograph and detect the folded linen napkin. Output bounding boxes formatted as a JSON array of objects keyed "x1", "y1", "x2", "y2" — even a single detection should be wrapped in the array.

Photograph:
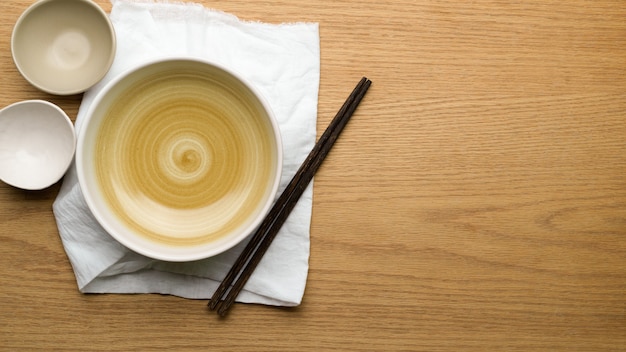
[{"x1": 52, "y1": 0, "x2": 319, "y2": 306}]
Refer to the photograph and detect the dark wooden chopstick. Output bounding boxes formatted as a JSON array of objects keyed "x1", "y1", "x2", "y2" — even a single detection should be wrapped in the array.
[{"x1": 208, "y1": 77, "x2": 372, "y2": 316}]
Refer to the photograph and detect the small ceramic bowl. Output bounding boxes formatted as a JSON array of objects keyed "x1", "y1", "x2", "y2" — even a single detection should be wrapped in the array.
[
  {"x1": 0, "y1": 100, "x2": 76, "y2": 190},
  {"x1": 11, "y1": 0, "x2": 116, "y2": 95}
]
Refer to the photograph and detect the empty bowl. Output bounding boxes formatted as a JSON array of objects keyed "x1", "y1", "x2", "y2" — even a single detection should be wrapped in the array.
[
  {"x1": 11, "y1": 0, "x2": 116, "y2": 95},
  {"x1": 0, "y1": 100, "x2": 76, "y2": 190},
  {"x1": 76, "y1": 58, "x2": 283, "y2": 261}
]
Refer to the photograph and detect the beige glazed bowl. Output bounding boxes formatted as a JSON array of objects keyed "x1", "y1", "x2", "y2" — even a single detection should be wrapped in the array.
[
  {"x1": 77, "y1": 58, "x2": 283, "y2": 262},
  {"x1": 11, "y1": 0, "x2": 116, "y2": 95}
]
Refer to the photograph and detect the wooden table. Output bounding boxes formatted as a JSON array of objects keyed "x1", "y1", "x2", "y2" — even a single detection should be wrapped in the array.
[{"x1": 1, "y1": 1, "x2": 624, "y2": 350}]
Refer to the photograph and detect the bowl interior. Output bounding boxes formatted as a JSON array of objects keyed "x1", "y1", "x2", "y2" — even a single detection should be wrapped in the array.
[
  {"x1": 77, "y1": 59, "x2": 282, "y2": 262},
  {"x1": 11, "y1": 0, "x2": 116, "y2": 95},
  {"x1": 0, "y1": 100, "x2": 76, "y2": 190}
]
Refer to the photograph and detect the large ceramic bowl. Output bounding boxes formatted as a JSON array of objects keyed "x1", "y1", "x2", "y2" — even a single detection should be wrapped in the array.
[{"x1": 77, "y1": 58, "x2": 282, "y2": 262}]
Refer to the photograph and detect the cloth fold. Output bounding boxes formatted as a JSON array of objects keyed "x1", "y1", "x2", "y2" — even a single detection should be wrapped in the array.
[{"x1": 52, "y1": 0, "x2": 319, "y2": 306}]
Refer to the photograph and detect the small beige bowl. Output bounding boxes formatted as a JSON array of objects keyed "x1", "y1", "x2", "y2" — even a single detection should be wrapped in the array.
[
  {"x1": 11, "y1": 0, "x2": 116, "y2": 95},
  {"x1": 0, "y1": 100, "x2": 76, "y2": 190}
]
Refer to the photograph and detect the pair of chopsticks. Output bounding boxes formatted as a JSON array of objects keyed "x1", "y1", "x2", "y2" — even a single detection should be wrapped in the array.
[{"x1": 208, "y1": 77, "x2": 372, "y2": 316}]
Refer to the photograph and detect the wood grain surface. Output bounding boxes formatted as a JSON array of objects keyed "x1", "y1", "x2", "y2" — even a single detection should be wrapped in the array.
[{"x1": 1, "y1": 0, "x2": 624, "y2": 350}]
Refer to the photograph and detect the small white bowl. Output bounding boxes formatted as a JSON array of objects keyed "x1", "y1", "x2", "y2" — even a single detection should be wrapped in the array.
[
  {"x1": 0, "y1": 100, "x2": 76, "y2": 190},
  {"x1": 11, "y1": 0, "x2": 116, "y2": 95}
]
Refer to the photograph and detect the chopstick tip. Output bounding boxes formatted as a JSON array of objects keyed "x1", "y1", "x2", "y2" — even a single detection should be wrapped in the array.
[{"x1": 208, "y1": 299, "x2": 219, "y2": 310}]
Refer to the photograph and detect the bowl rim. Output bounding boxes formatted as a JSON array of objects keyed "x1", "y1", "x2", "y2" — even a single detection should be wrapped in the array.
[
  {"x1": 0, "y1": 99, "x2": 76, "y2": 190},
  {"x1": 11, "y1": 0, "x2": 117, "y2": 95},
  {"x1": 76, "y1": 57, "x2": 284, "y2": 262}
]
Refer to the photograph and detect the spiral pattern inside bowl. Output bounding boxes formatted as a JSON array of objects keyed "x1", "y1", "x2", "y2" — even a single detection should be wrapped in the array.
[{"x1": 93, "y1": 66, "x2": 277, "y2": 246}]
